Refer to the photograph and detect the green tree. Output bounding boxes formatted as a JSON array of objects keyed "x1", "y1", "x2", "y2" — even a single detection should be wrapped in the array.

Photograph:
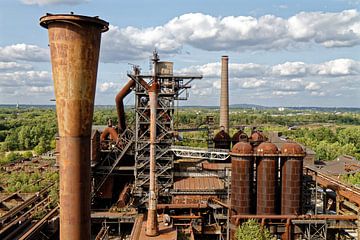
[{"x1": 236, "y1": 219, "x2": 273, "y2": 240}]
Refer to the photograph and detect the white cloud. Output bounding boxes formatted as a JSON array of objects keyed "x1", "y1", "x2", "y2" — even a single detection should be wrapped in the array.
[
  {"x1": 20, "y1": 0, "x2": 88, "y2": 5},
  {"x1": 101, "y1": 10, "x2": 360, "y2": 62},
  {"x1": 312, "y1": 58, "x2": 360, "y2": 76},
  {"x1": 0, "y1": 44, "x2": 49, "y2": 62},
  {"x1": 27, "y1": 86, "x2": 53, "y2": 93},
  {"x1": 305, "y1": 82, "x2": 321, "y2": 90},
  {"x1": 98, "y1": 81, "x2": 120, "y2": 92},
  {"x1": 271, "y1": 62, "x2": 307, "y2": 77},
  {"x1": 179, "y1": 58, "x2": 360, "y2": 104},
  {"x1": 0, "y1": 62, "x2": 32, "y2": 71},
  {"x1": 0, "y1": 71, "x2": 51, "y2": 87},
  {"x1": 241, "y1": 79, "x2": 267, "y2": 89},
  {"x1": 272, "y1": 91, "x2": 299, "y2": 96}
]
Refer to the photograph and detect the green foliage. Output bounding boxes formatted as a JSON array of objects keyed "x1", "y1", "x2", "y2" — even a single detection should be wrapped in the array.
[
  {"x1": 341, "y1": 172, "x2": 360, "y2": 186},
  {"x1": 0, "y1": 152, "x2": 22, "y2": 164},
  {"x1": 285, "y1": 126, "x2": 360, "y2": 161},
  {"x1": 236, "y1": 219, "x2": 274, "y2": 240},
  {"x1": 22, "y1": 151, "x2": 33, "y2": 159}
]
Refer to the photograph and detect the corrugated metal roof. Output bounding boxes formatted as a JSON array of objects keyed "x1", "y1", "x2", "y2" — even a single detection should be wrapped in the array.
[{"x1": 173, "y1": 177, "x2": 224, "y2": 190}]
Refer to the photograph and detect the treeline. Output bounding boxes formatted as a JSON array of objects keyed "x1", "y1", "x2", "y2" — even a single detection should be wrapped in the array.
[
  {"x1": 284, "y1": 126, "x2": 360, "y2": 161},
  {"x1": 1, "y1": 106, "x2": 359, "y2": 164},
  {"x1": 0, "y1": 108, "x2": 57, "y2": 160}
]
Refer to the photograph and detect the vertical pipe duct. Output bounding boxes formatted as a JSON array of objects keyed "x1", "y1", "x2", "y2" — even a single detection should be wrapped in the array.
[
  {"x1": 220, "y1": 55, "x2": 229, "y2": 134},
  {"x1": 40, "y1": 14, "x2": 108, "y2": 240},
  {"x1": 146, "y1": 52, "x2": 160, "y2": 237}
]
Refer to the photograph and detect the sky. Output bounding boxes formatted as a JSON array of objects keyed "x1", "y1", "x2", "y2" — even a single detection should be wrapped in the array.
[{"x1": 0, "y1": 0, "x2": 359, "y2": 107}]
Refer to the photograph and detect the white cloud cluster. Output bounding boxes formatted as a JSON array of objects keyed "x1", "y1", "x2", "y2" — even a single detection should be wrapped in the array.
[
  {"x1": 177, "y1": 58, "x2": 360, "y2": 102},
  {"x1": 0, "y1": 62, "x2": 32, "y2": 71},
  {"x1": 20, "y1": 0, "x2": 88, "y2": 5},
  {"x1": 102, "y1": 10, "x2": 360, "y2": 62},
  {"x1": 0, "y1": 44, "x2": 49, "y2": 62}
]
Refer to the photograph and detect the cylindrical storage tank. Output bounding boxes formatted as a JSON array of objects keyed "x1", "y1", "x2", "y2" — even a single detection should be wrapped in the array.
[
  {"x1": 214, "y1": 129, "x2": 231, "y2": 149},
  {"x1": 230, "y1": 142, "x2": 253, "y2": 215},
  {"x1": 231, "y1": 130, "x2": 248, "y2": 146},
  {"x1": 280, "y1": 143, "x2": 305, "y2": 215},
  {"x1": 256, "y1": 142, "x2": 278, "y2": 215}
]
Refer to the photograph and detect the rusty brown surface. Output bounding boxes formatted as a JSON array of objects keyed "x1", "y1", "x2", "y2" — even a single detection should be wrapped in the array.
[
  {"x1": 139, "y1": 215, "x2": 177, "y2": 240},
  {"x1": 220, "y1": 56, "x2": 229, "y2": 134},
  {"x1": 232, "y1": 130, "x2": 248, "y2": 145},
  {"x1": 115, "y1": 79, "x2": 135, "y2": 132},
  {"x1": 256, "y1": 142, "x2": 278, "y2": 155},
  {"x1": 40, "y1": 13, "x2": 108, "y2": 240},
  {"x1": 157, "y1": 203, "x2": 208, "y2": 209},
  {"x1": 281, "y1": 143, "x2": 304, "y2": 155},
  {"x1": 231, "y1": 142, "x2": 253, "y2": 155},
  {"x1": 91, "y1": 129, "x2": 100, "y2": 163},
  {"x1": 172, "y1": 195, "x2": 214, "y2": 204},
  {"x1": 281, "y1": 157, "x2": 303, "y2": 215},
  {"x1": 231, "y1": 155, "x2": 253, "y2": 216},
  {"x1": 256, "y1": 156, "x2": 277, "y2": 215},
  {"x1": 173, "y1": 177, "x2": 224, "y2": 190},
  {"x1": 214, "y1": 130, "x2": 231, "y2": 149},
  {"x1": 98, "y1": 176, "x2": 113, "y2": 199},
  {"x1": 146, "y1": 64, "x2": 160, "y2": 236},
  {"x1": 201, "y1": 162, "x2": 231, "y2": 170},
  {"x1": 117, "y1": 184, "x2": 131, "y2": 208}
]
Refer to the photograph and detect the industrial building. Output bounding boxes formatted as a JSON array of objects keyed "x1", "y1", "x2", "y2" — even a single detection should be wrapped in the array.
[{"x1": 1, "y1": 13, "x2": 360, "y2": 240}]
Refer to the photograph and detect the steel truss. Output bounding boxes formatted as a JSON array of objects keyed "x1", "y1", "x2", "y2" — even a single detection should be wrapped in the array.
[{"x1": 129, "y1": 70, "x2": 202, "y2": 204}]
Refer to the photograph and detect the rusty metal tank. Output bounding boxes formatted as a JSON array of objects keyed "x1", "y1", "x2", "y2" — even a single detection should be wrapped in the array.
[
  {"x1": 231, "y1": 129, "x2": 248, "y2": 146},
  {"x1": 40, "y1": 13, "x2": 108, "y2": 240},
  {"x1": 250, "y1": 131, "x2": 267, "y2": 146},
  {"x1": 214, "y1": 129, "x2": 231, "y2": 149},
  {"x1": 280, "y1": 143, "x2": 305, "y2": 215},
  {"x1": 230, "y1": 142, "x2": 253, "y2": 215},
  {"x1": 256, "y1": 142, "x2": 278, "y2": 215}
]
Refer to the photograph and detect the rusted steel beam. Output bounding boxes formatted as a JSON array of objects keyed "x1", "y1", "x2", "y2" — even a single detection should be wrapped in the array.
[
  {"x1": 157, "y1": 203, "x2": 208, "y2": 209},
  {"x1": 40, "y1": 13, "x2": 108, "y2": 240}
]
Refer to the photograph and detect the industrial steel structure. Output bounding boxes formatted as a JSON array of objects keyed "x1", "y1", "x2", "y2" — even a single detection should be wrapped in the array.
[{"x1": 2, "y1": 12, "x2": 359, "y2": 240}]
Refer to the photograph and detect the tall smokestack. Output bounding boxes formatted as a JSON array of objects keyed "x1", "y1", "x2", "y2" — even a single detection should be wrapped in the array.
[
  {"x1": 146, "y1": 51, "x2": 160, "y2": 237},
  {"x1": 40, "y1": 14, "x2": 108, "y2": 240},
  {"x1": 220, "y1": 55, "x2": 229, "y2": 134}
]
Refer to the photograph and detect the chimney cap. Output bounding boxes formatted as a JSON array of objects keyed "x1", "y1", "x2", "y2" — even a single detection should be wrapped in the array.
[
  {"x1": 40, "y1": 13, "x2": 109, "y2": 32},
  {"x1": 221, "y1": 55, "x2": 229, "y2": 58}
]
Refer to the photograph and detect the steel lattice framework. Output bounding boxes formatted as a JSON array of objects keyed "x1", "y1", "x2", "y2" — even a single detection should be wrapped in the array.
[{"x1": 128, "y1": 71, "x2": 202, "y2": 204}]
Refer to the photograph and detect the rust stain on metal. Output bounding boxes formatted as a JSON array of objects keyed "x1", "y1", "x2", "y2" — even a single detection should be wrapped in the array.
[
  {"x1": 146, "y1": 52, "x2": 160, "y2": 237},
  {"x1": 230, "y1": 142, "x2": 254, "y2": 216},
  {"x1": 281, "y1": 143, "x2": 304, "y2": 215},
  {"x1": 40, "y1": 13, "x2": 108, "y2": 240},
  {"x1": 214, "y1": 129, "x2": 231, "y2": 149},
  {"x1": 173, "y1": 177, "x2": 224, "y2": 190},
  {"x1": 256, "y1": 142, "x2": 278, "y2": 215}
]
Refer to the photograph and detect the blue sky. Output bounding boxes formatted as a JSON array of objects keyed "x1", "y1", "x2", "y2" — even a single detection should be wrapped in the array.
[{"x1": 0, "y1": 0, "x2": 359, "y2": 107}]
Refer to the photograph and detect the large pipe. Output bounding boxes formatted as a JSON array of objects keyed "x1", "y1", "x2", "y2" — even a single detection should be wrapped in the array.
[
  {"x1": 220, "y1": 55, "x2": 229, "y2": 134},
  {"x1": 146, "y1": 52, "x2": 160, "y2": 237},
  {"x1": 115, "y1": 79, "x2": 135, "y2": 133},
  {"x1": 116, "y1": 67, "x2": 149, "y2": 133},
  {"x1": 40, "y1": 13, "x2": 108, "y2": 240}
]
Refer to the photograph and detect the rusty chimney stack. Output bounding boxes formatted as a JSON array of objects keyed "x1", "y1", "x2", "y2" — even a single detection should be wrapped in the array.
[
  {"x1": 40, "y1": 14, "x2": 108, "y2": 240},
  {"x1": 220, "y1": 55, "x2": 229, "y2": 134},
  {"x1": 146, "y1": 50, "x2": 160, "y2": 237}
]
